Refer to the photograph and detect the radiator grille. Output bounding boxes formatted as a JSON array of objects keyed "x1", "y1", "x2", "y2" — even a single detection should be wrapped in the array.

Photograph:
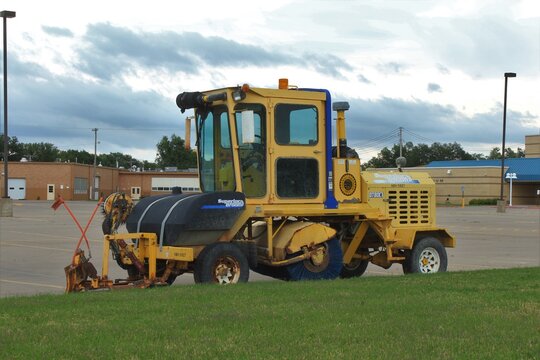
[{"x1": 388, "y1": 189, "x2": 431, "y2": 225}]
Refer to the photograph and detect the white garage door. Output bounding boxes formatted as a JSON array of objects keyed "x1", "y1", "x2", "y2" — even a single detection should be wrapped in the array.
[{"x1": 8, "y1": 178, "x2": 26, "y2": 200}]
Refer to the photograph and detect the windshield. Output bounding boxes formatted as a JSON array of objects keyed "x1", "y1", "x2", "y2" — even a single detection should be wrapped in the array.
[{"x1": 197, "y1": 105, "x2": 235, "y2": 192}]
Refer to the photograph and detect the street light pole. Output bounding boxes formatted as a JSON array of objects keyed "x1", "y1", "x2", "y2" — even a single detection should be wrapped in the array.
[
  {"x1": 2, "y1": 11, "x2": 15, "y2": 199},
  {"x1": 1, "y1": 10, "x2": 15, "y2": 218},
  {"x1": 497, "y1": 72, "x2": 516, "y2": 213}
]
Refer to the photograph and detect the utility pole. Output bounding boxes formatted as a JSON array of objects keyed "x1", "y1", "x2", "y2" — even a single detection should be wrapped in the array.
[
  {"x1": 399, "y1": 127, "x2": 403, "y2": 158},
  {"x1": 92, "y1": 128, "x2": 98, "y2": 200}
]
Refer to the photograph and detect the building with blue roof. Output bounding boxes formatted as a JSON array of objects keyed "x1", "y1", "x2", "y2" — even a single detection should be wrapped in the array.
[
  {"x1": 374, "y1": 135, "x2": 540, "y2": 206},
  {"x1": 427, "y1": 158, "x2": 540, "y2": 182},
  {"x1": 422, "y1": 156, "x2": 540, "y2": 206}
]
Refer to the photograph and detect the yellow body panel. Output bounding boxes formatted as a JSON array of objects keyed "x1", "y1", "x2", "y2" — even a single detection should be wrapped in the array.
[
  {"x1": 362, "y1": 171, "x2": 436, "y2": 227},
  {"x1": 104, "y1": 233, "x2": 194, "y2": 264},
  {"x1": 280, "y1": 223, "x2": 336, "y2": 253},
  {"x1": 251, "y1": 221, "x2": 337, "y2": 261},
  {"x1": 333, "y1": 158, "x2": 362, "y2": 203},
  {"x1": 249, "y1": 87, "x2": 326, "y2": 101}
]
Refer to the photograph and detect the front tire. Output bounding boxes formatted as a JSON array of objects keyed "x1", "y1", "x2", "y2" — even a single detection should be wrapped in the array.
[
  {"x1": 404, "y1": 237, "x2": 447, "y2": 274},
  {"x1": 194, "y1": 243, "x2": 249, "y2": 284},
  {"x1": 286, "y1": 238, "x2": 343, "y2": 281}
]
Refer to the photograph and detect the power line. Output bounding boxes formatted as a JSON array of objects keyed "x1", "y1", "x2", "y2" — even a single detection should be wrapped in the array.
[
  {"x1": 402, "y1": 128, "x2": 435, "y2": 143},
  {"x1": 349, "y1": 128, "x2": 401, "y2": 149},
  {"x1": 350, "y1": 127, "x2": 443, "y2": 159}
]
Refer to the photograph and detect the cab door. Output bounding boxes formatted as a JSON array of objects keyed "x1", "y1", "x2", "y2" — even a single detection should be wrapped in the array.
[{"x1": 269, "y1": 99, "x2": 326, "y2": 204}]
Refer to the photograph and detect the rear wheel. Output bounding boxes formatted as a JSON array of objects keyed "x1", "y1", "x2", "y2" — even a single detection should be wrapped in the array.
[
  {"x1": 404, "y1": 237, "x2": 447, "y2": 274},
  {"x1": 286, "y1": 238, "x2": 343, "y2": 281},
  {"x1": 194, "y1": 243, "x2": 249, "y2": 284},
  {"x1": 340, "y1": 259, "x2": 369, "y2": 278}
]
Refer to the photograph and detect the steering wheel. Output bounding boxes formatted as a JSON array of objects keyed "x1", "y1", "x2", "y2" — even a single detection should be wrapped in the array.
[{"x1": 241, "y1": 144, "x2": 264, "y2": 171}]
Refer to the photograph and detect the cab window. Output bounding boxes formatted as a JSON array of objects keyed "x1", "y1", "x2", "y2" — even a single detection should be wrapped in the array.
[
  {"x1": 274, "y1": 104, "x2": 318, "y2": 145},
  {"x1": 234, "y1": 103, "x2": 266, "y2": 197},
  {"x1": 198, "y1": 106, "x2": 235, "y2": 192},
  {"x1": 276, "y1": 158, "x2": 318, "y2": 198}
]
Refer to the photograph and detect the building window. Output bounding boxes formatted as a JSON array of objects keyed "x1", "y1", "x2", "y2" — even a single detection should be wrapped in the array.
[
  {"x1": 151, "y1": 185, "x2": 200, "y2": 192},
  {"x1": 74, "y1": 177, "x2": 88, "y2": 195}
]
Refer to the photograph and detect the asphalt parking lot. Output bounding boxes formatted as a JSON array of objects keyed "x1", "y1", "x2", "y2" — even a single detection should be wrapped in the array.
[{"x1": 1, "y1": 201, "x2": 539, "y2": 297}]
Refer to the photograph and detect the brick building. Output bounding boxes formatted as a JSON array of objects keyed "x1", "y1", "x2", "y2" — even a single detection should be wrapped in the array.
[{"x1": 0, "y1": 162, "x2": 198, "y2": 201}]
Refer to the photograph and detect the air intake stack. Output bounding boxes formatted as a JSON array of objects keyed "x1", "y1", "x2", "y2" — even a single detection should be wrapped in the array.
[{"x1": 332, "y1": 102, "x2": 350, "y2": 158}]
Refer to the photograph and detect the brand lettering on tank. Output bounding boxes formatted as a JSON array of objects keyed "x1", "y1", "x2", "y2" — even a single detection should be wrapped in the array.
[{"x1": 217, "y1": 199, "x2": 245, "y2": 208}]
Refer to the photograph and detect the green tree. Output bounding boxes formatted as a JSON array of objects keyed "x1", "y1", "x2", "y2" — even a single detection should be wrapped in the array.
[
  {"x1": 142, "y1": 160, "x2": 159, "y2": 171},
  {"x1": 20, "y1": 142, "x2": 60, "y2": 162},
  {"x1": 156, "y1": 134, "x2": 197, "y2": 169},
  {"x1": 363, "y1": 141, "x2": 479, "y2": 169},
  {"x1": 487, "y1": 147, "x2": 525, "y2": 160},
  {"x1": 97, "y1": 152, "x2": 141, "y2": 168},
  {"x1": 59, "y1": 149, "x2": 94, "y2": 164},
  {"x1": 0, "y1": 135, "x2": 24, "y2": 161}
]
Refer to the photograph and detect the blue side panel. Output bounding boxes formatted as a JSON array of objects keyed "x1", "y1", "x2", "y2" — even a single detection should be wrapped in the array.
[{"x1": 301, "y1": 88, "x2": 338, "y2": 209}]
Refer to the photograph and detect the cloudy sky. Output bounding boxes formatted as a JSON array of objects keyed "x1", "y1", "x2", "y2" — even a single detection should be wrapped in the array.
[{"x1": 1, "y1": 0, "x2": 539, "y2": 162}]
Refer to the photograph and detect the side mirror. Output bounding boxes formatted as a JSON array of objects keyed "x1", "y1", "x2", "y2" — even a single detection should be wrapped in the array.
[{"x1": 241, "y1": 110, "x2": 255, "y2": 144}]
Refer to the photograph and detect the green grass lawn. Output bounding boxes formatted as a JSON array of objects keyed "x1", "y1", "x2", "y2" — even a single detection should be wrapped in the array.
[{"x1": 1, "y1": 267, "x2": 539, "y2": 359}]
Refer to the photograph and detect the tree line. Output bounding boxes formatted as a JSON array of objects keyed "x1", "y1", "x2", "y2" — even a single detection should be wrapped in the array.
[
  {"x1": 0, "y1": 134, "x2": 196, "y2": 170},
  {"x1": 1, "y1": 134, "x2": 524, "y2": 170},
  {"x1": 362, "y1": 141, "x2": 525, "y2": 169}
]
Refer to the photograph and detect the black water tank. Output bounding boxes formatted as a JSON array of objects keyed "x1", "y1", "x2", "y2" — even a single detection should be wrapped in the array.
[{"x1": 126, "y1": 192, "x2": 246, "y2": 246}]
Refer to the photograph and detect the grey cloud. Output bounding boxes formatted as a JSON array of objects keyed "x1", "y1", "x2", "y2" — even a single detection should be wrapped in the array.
[
  {"x1": 9, "y1": 54, "x2": 50, "y2": 79},
  {"x1": 9, "y1": 55, "x2": 180, "y2": 157},
  {"x1": 42, "y1": 26, "x2": 74, "y2": 38},
  {"x1": 7, "y1": 53, "x2": 537, "y2": 161},
  {"x1": 345, "y1": 97, "x2": 535, "y2": 149},
  {"x1": 74, "y1": 23, "x2": 351, "y2": 81},
  {"x1": 357, "y1": 74, "x2": 371, "y2": 84},
  {"x1": 76, "y1": 23, "x2": 198, "y2": 80},
  {"x1": 304, "y1": 52, "x2": 353, "y2": 78},
  {"x1": 180, "y1": 32, "x2": 295, "y2": 67},
  {"x1": 427, "y1": 83, "x2": 442, "y2": 93},
  {"x1": 377, "y1": 62, "x2": 406, "y2": 74}
]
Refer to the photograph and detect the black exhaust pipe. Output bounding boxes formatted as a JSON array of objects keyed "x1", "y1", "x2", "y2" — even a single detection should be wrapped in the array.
[{"x1": 176, "y1": 91, "x2": 227, "y2": 113}]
